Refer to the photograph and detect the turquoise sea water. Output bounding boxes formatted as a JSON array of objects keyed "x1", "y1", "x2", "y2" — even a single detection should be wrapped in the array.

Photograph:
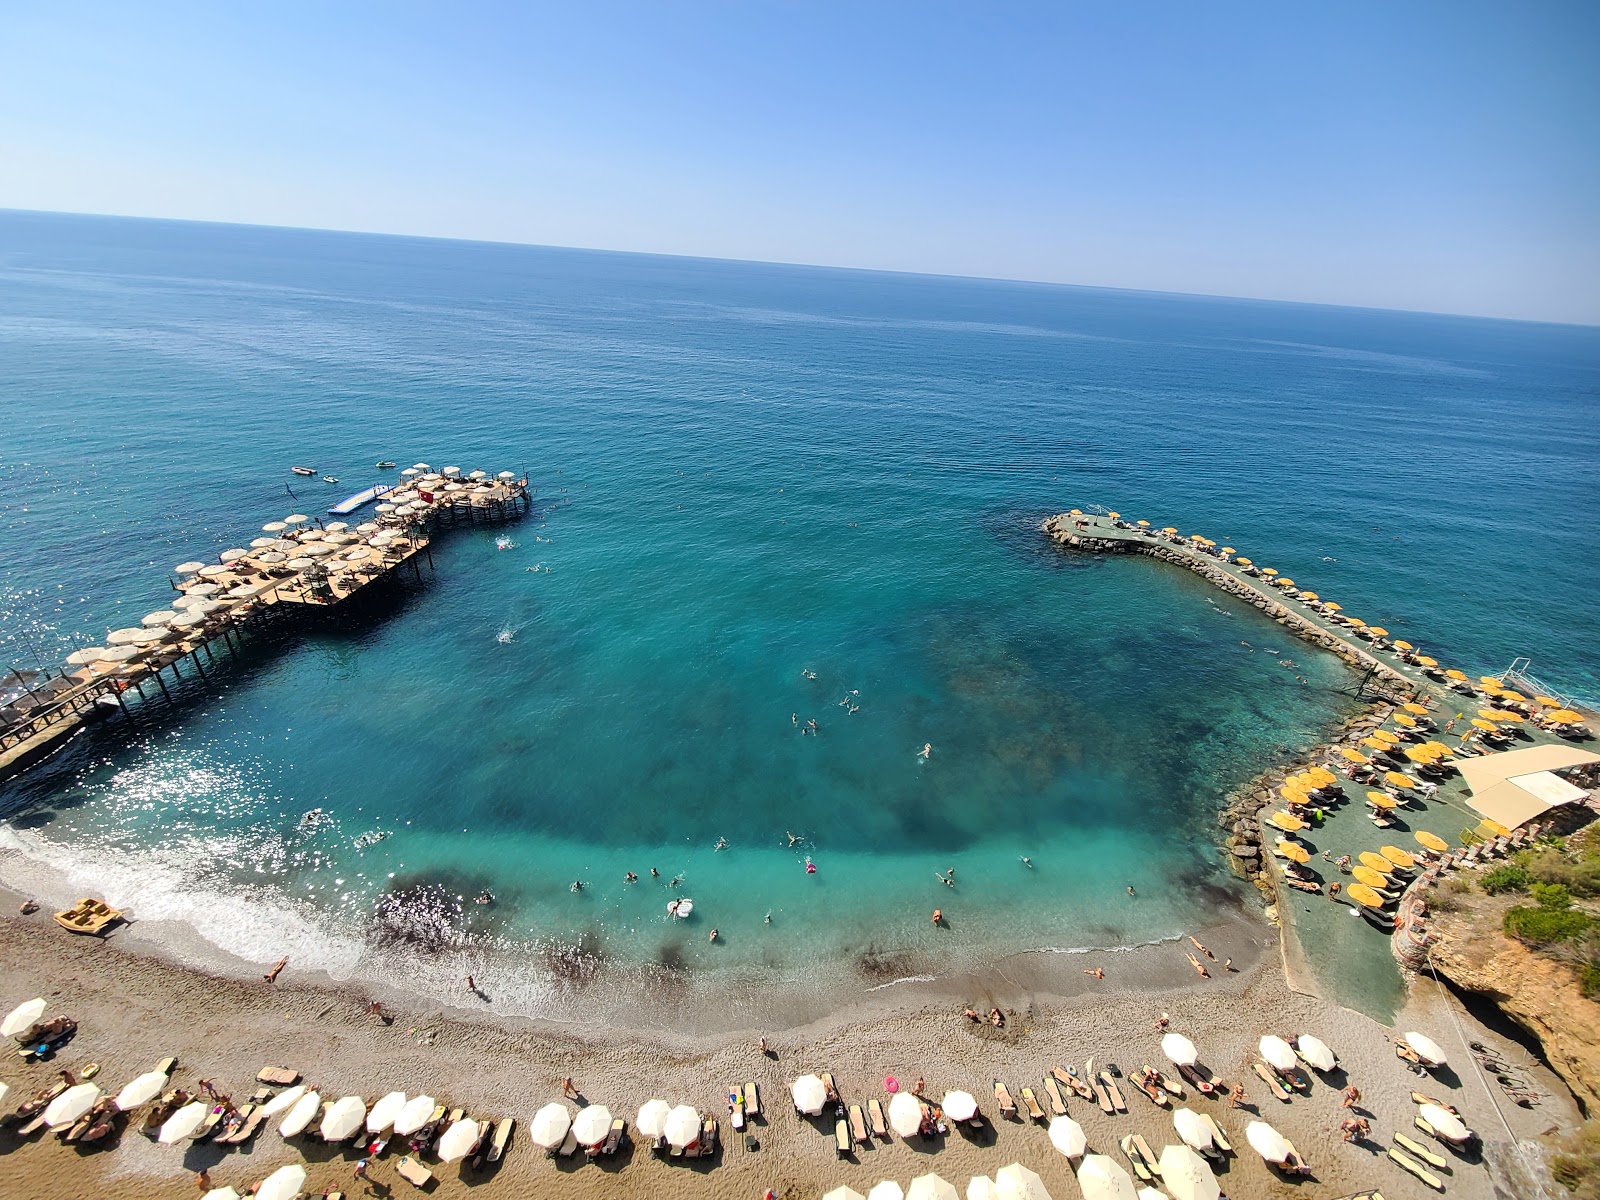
[{"x1": 1, "y1": 211, "x2": 1596, "y2": 1027}]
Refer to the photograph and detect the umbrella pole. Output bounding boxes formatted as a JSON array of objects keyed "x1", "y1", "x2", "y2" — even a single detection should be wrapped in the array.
[{"x1": 11, "y1": 669, "x2": 43, "y2": 707}]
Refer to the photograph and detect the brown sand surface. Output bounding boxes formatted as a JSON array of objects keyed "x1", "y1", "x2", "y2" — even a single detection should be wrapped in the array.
[{"x1": 0, "y1": 891, "x2": 1576, "y2": 1200}]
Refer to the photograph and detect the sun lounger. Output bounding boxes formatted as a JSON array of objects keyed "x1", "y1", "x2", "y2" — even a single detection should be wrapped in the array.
[
  {"x1": 223, "y1": 1104, "x2": 268, "y2": 1145},
  {"x1": 1394, "y1": 1132, "x2": 1446, "y2": 1169},
  {"x1": 1099, "y1": 1071, "x2": 1127, "y2": 1113},
  {"x1": 1129, "y1": 1133, "x2": 1160, "y2": 1173},
  {"x1": 669, "y1": 1134, "x2": 685, "y2": 1159},
  {"x1": 743, "y1": 1082, "x2": 761, "y2": 1120},
  {"x1": 1201, "y1": 1113, "x2": 1231, "y2": 1153},
  {"x1": 198, "y1": 1104, "x2": 228, "y2": 1140},
  {"x1": 1119, "y1": 1135, "x2": 1155, "y2": 1182},
  {"x1": 256, "y1": 1067, "x2": 300, "y2": 1086},
  {"x1": 1252, "y1": 1062, "x2": 1291, "y2": 1102},
  {"x1": 834, "y1": 1117, "x2": 850, "y2": 1157},
  {"x1": 821, "y1": 1072, "x2": 839, "y2": 1104},
  {"x1": 1055, "y1": 1066, "x2": 1095, "y2": 1102},
  {"x1": 488, "y1": 1116, "x2": 514, "y2": 1163},
  {"x1": 395, "y1": 1156, "x2": 434, "y2": 1189},
  {"x1": 1089, "y1": 1074, "x2": 1114, "y2": 1114},
  {"x1": 992, "y1": 1081, "x2": 1017, "y2": 1120},
  {"x1": 729, "y1": 1085, "x2": 746, "y2": 1132},
  {"x1": 869, "y1": 1096, "x2": 888, "y2": 1136},
  {"x1": 1410, "y1": 1089, "x2": 1446, "y2": 1108},
  {"x1": 559, "y1": 1129, "x2": 579, "y2": 1157},
  {"x1": 1043, "y1": 1077, "x2": 1067, "y2": 1115},
  {"x1": 1020, "y1": 1087, "x2": 1046, "y2": 1122},
  {"x1": 849, "y1": 1104, "x2": 868, "y2": 1145},
  {"x1": 1388, "y1": 1145, "x2": 1444, "y2": 1190},
  {"x1": 699, "y1": 1116, "x2": 718, "y2": 1158},
  {"x1": 602, "y1": 1118, "x2": 625, "y2": 1155},
  {"x1": 155, "y1": 1057, "x2": 177, "y2": 1075},
  {"x1": 469, "y1": 1119, "x2": 497, "y2": 1169}
]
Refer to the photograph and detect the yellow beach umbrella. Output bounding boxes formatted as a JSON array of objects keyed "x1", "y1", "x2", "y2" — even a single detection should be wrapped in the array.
[
  {"x1": 1346, "y1": 618, "x2": 1367, "y2": 628},
  {"x1": 1478, "y1": 675, "x2": 1503, "y2": 687},
  {"x1": 1234, "y1": 556, "x2": 1252, "y2": 566},
  {"x1": 1445, "y1": 669, "x2": 1467, "y2": 681},
  {"x1": 1276, "y1": 840, "x2": 1310, "y2": 864},
  {"x1": 1359, "y1": 852, "x2": 1395, "y2": 875},
  {"x1": 1307, "y1": 766, "x2": 1336, "y2": 786},
  {"x1": 1381, "y1": 846, "x2": 1417, "y2": 870},
  {"x1": 1261, "y1": 568, "x2": 1278, "y2": 577},
  {"x1": 1299, "y1": 590, "x2": 1319, "y2": 600},
  {"x1": 1532, "y1": 695, "x2": 1558, "y2": 707},
  {"x1": 1417, "y1": 655, "x2": 1438, "y2": 667},
  {"x1": 1268, "y1": 811, "x2": 1305, "y2": 833},
  {"x1": 1361, "y1": 737, "x2": 1391, "y2": 751},
  {"x1": 1136, "y1": 519, "x2": 1150, "y2": 527},
  {"x1": 1546, "y1": 709, "x2": 1583, "y2": 724},
  {"x1": 1221, "y1": 547, "x2": 1235, "y2": 554},
  {"x1": 1470, "y1": 718, "x2": 1500, "y2": 732},
  {"x1": 1478, "y1": 819, "x2": 1511, "y2": 838},
  {"x1": 1490, "y1": 710, "x2": 1525, "y2": 723},
  {"x1": 1393, "y1": 640, "x2": 1414, "y2": 651},
  {"x1": 1347, "y1": 884, "x2": 1386, "y2": 909},
  {"x1": 1423, "y1": 740, "x2": 1451, "y2": 754},
  {"x1": 1367, "y1": 626, "x2": 1389, "y2": 638},
  {"x1": 1404, "y1": 746, "x2": 1437, "y2": 764},
  {"x1": 1372, "y1": 729, "x2": 1400, "y2": 744},
  {"x1": 1069, "y1": 509, "x2": 1082, "y2": 516},
  {"x1": 1277, "y1": 577, "x2": 1295, "y2": 588},
  {"x1": 1402, "y1": 702, "x2": 1428, "y2": 715},
  {"x1": 1323, "y1": 601, "x2": 1341, "y2": 612},
  {"x1": 1415, "y1": 831, "x2": 1449, "y2": 853},
  {"x1": 1394, "y1": 713, "x2": 1418, "y2": 728},
  {"x1": 1338, "y1": 747, "x2": 1369, "y2": 764},
  {"x1": 1280, "y1": 787, "x2": 1310, "y2": 807},
  {"x1": 1107, "y1": 511, "x2": 1120, "y2": 519},
  {"x1": 1352, "y1": 865, "x2": 1391, "y2": 889},
  {"x1": 1366, "y1": 790, "x2": 1398, "y2": 809},
  {"x1": 1383, "y1": 771, "x2": 1417, "y2": 790},
  {"x1": 1162, "y1": 526, "x2": 1178, "y2": 534},
  {"x1": 1475, "y1": 709, "x2": 1503, "y2": 720},
  {"x1": 1499, "y1": 691, "x2": 1527, "y2": 703}
]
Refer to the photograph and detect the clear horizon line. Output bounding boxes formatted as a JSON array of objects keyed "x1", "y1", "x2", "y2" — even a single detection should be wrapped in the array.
[{"x1": 6, "y1": 205, "x2": 1596, "y2": 331}]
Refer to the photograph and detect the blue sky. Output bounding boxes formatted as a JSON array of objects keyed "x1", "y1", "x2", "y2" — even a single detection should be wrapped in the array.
[{"x1": 3, "y1": 2, "x2": 1597, "y2": 322}]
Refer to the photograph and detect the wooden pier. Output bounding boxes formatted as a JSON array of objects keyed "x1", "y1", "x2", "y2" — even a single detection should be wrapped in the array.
[{"x1": 0, "y1": 464, "x2": 529, "y2": 785}]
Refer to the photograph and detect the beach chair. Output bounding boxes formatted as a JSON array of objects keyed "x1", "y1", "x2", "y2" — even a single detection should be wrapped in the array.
[
  {"x1": 487, "y1": 1117, "x2": 514, "y2": 1163},
  {"x1": 821, "y1": 1072, "x2": 840, "y2": 1105},
  {"x1": 848, "y1": 1104, "x2": 869, "y2": 1146},
  {"x1": 1019, "y1": 1087, "x2": 1046, "y2": 1122},
  {"x1": 1252, "y1": 1062, "x2": 1291, "y2": 1102},
  {"x1": 1388, "y1": 1145, "x2": 1443, "y2": 1190},
  {"x1": 1201, "y1": 1113, "x2": 1231, "y2": 1153},
  {"x1": 699, "y1": 1116, "x2": 718, "y2": 1158},
  {"x1": 1394, "y1": 1132, "x2": 1446, "y2": 1169},
  {"x1": 992, "y1": 1081, "x2": 1017, "y2": 1120},
  {"x1": 1042, "y1": 1077, "x2": 1067, "y2": 1116},
  {"x1": 1119, "y1": 1135, "x2": 1155, "y2": 1183},
  {"x1": 602, "y1": 1118, "x2": 625, "y2": 1156},
  {"x1": 729, "y1": 1085, "x2": 745, "y2": 1132},
  {"x1": 256, "y1": 1067, "x2": 300, "y2": 1086},
  {"x1": 155, "y1": 1057, "x2": 177, "y2": 1076},
  {"x1": 743, "y1": 1082, "x2": 761, "y2": 1121},
  {"x1": 1098, "y1": 1070, "x2": 1127, "y2": 1113},
  {"x1": 559, "y1": 1129, "x2": 579, "y2": 1157},
  {"x1": 834, "y1": 1118, "x2": 850, "y2": 1157},
  {"x1": 1089, "y1": 1074, "x2": 1115, "y2": 1115},
  {"x1": 395, "y1": 1156, "x2": 434, "y2": 1189},
  {"x1": 869, "y1": 1096, "x2": 889, "y2": 1137}
]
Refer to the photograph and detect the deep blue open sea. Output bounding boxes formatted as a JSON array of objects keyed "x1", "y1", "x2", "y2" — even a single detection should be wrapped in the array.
[{"x1": 1, "y1": 210, "x2": 1596, "y2": 1026}]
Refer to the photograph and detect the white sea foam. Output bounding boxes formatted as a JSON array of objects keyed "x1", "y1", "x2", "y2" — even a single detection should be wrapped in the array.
[{"x1": 865, "y1": 973, "x2": 936, "y2": 991}]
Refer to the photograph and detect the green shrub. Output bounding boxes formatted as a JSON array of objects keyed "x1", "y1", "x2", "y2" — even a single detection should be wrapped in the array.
[
  {"x1": 1481, "y1": 864, "x2": 1531, "y2": 895},
  {"x1": 1551, "y1": 1117, "x2": 1600, "y2": 1200},
  {"x1": 1503, "y1": 904, "x2": 1594, "y2": 945},
  {"x1": 1526, "y1": 847, "x2": 1600, "y2": 898},
  {"x1": 1533, "y1": 882, "x2": 1574, "y2": 910}
]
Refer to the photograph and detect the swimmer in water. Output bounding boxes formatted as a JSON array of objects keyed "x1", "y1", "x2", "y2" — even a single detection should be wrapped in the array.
[
  {"x1": 918, "y1": 742, "x2": 932, "y2": 760},
  {"x1": 805, "y1": 856, "x2": 816, "y2": 874},
  {"x1": 787, "y1": 831, "x2": 802, "y2": 847},
  {"x1": 650, "y1": 867, "x2": 659, "y2": 878},
  {"x1": 1127, "y1": 885, "x2": 1136, "y2": 897},
  {"x1": 791, "y1": 713, "x2": 797, "y2": 727},
  {"x1": 708, "y1": 928, "x2": 719, "y2": 943},
  {"x1": 571, "y1": 880, "x2": 584, "y2": 892},
  {"x1": 1021, "y1": 856, "x2": 1032, "y2": 868},
  {"x1": 715, "y1": 836, "x2": 728, "y2": 851},
  {"x1": 764, "y1": 911, "x2": 772, "y2": 924}
]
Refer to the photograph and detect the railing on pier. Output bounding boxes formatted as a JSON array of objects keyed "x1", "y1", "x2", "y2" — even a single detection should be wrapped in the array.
[{"x1": 1500, "y1": 658, "x2": 1571, "y2": 708}]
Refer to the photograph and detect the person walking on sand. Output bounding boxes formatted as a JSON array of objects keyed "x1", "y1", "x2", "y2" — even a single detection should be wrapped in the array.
[
  {"x1": 1229, "y1": 1083, "x2": 1248, "y2": 1108},
  {"x1": 196, "y1": 1170, "x2": 212, "y2": 1194},
  {"x1": 563, "y1": 1076, "x2": 578, "y2": 1099},
  {"x1": 1084, "y1": 967, "x2": 1104, "y2": 979},
  {"x1": 1342, "y1": 1084, "x2": 1361, "y2": 1108},
  {"x1": 465, "y1": 975, "x2": 475, "y2": 993}
]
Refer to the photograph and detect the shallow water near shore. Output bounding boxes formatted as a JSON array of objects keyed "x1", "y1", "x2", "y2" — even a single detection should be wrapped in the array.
[{"x1": 1, "y1": 211, "x2": 1596, "y2": 1026}]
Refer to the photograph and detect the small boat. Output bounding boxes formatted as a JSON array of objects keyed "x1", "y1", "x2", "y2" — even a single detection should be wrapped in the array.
[
  {"x1": 322, "y1": 475, "x2": 340, "y2": 484},
  {"x1": 375, "y1": 461, "x2": 397, "y2": 469},
  {"x1": 54, "y1": 897, "x2": 124, "y2": 936},
  {"x1": 291, "y1": 466, "x2": 317, "y2": 476}
]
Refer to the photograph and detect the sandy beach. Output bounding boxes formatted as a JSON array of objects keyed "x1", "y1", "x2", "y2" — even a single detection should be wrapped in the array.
[{"x1": 0, "y1": 869, "x2": 1576, "y2": 1200}]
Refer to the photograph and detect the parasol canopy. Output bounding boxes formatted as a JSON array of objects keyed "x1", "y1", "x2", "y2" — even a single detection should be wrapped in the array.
[
  {"x1": 437, "y1": 1117, "x2": 481, "y2": 1162},
  {"x1": 906, "y1": 1175, "x2": 960, "y2": 1200},
  {"x1": 278, "y1": 1089, "x2": 321, "y2": 1137},
  {"x1": 367, "y1": 1091, "x2": 407, "y2": 1133},
  {"x1": 3, "y1": 997, "x2": 47, "y2": 1038},
  {"x1": 320, "y1": 1095, "x2": 367, "y2": 1141},
  {"x1": 636, "y1": 1098, "x2": 670, "y2": 1139},
  {"x1": 1161, "y1": 1033, "x2": 1199, "y2": 1066},
  {"x1": 889, "y1": 1090, "x2": 924, "y2": 1137},
  {"x1": 259, "y1": 1084, "x2": 306, "y2": 1119},
  {"x1": 1366, "y1": 791, "x2": 1398, "y2": 809},
  {"x1": 392, "y1": 1094, "x2": 437, "y2": 1136},
  {"x1": 967, "y1": 1180, "x2": 998, "y2": 1200},
  {"x1": 46, "y1": 1083, "x2": 102, "y2": 1129},
  {"x1": 1352, "y1": 866, "x2": 1391, "y2": 890},
  {"x1": 1419, "y1": 1103, "x2": 1469, "y2": 1142},
  {"x1": 1245, "y1": 1119, "x2": 1291, "y2": 1163},
  {"x1": 116, "y1": 1069, "x2": 170, "y2": 1111},
  {"x1": 1381, "y1": 846, "x2": 1417, "y2": 869},
  {"x1": 256, "y1": 1165, "x2": 307, "y2": 1200},
  {"x1": 1157, "y1": 1144, "x2": 1220, "y2": 1200},
  {"x1": 1077, "y1": 1154, "x2": 1138, "y2": 1200},
  {"x1": 664, "y1": 1104, "x2": 701, "y2": 1148},
  {"x1": 792, "y1": 1074, "x2": 828, "y2": 1116},
  {"x1": 994, "y1": 1162, "x2": 1053, "y2": 1200},
  {"x1": 1258, "y1": 1036, "x2": 1297, "y2": 1072},
  {"x1": 529, "y1": 1101, "x2": 571, "y2": 1148},
  {"x1": 826, "y1": 1190, "x2": 868, "y2": 1200},
  {"x1": 1048, "y1": 1114, "x2": 1087, "y2": 1158},
  {"x1": 1297, "y1": 1034, "x2": 1335, "y2": 1072},
  {"x1": 1384, "y1": 771, "x2": 1417, "y2": 789},
  {"x1": 1337, "y1": 747, "x2": 1369, "y2": 764},
  {"x1": 159, "y1": 1099, "x2": 210, "y2": 1142},
  {"x1": 572, "y1": 1104, "x2": 611, "y2": 1146},
  {"x1": 1276, "y1": 840, "x2": 1309, "y2": 864},
  {"x1": 1404, "y1": 1032, "x2": 1447, "y2": 1065},
  {"x1": 1173, "y1": 1107, "x2": 1213, "y2": 1151},
  {"x1": 942, "y1": 1090, "x2": 978, "y2": 1122},
  {"x1": 1416, "y1": 831, "x2": 1449, "y2": 852},
  {"x1": 1346, "y1": 884, "x2": 1386, "y2": 909}
]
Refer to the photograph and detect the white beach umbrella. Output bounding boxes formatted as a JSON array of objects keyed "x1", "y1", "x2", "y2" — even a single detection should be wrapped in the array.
[
  {"x1": 249, "y1": 537, "x2": 277, "y2": 549},
  {"x1": 438, "y1": 1117, "x2": 481, "y2": 1162},
  {"x1": 3, "y1": 998, "x2": 47, "y2": 1038},
  {"x1": 258, "y1": 551, "x2": 287, "y2": 564},
  {"x1": 287, "y1": 558, "x2": 315, "y2": 571},
  {"x1": 367, "y1": 1091, "x2": 407, "y2": 1133},
  {"x1": 202, "y1": 1190, "x2": 241, "y2": 1200},
  {"x1": 826, "y1": 1189, "x2": 868, "y2": 1200},
  {"x1": 1077, "y1": 1155, "x2": 1138, "y2": 1200},
  {"x1": 392, "y1": 1094, "x2": 437, "y2": 1136},
  {"x1": 227, "y1": 583, "x2": 267, "y2": 599},
  {"x1": 942, "y1": 1090, "x2": 978, "y2": 1121},
  {"x1": 108, "y1": 626, "x2": 162, "y2": 644},
  {"x1": 443, "y1": 466, "x2": 461, "y2": 476},
  {"x1": 529, "y1": 1101, "x2": 571, "y2": 1149},
  {"x1": 792, "y1": 1075, "x2": 828, "y2": 1116},
  {"x1": 44, "y1": 1082, "x2": 101, "y2": 1129},
  {"x1": 159, "y1": 1100, "x2": 209, "y2": 1143},
  {"x1": 301, "y1": 542, "x2": 335, "y2": 557},
  {"x1": 1419, "y1": 1103, "x2": 1469, "y2": 1142},
  {"x1": 572, "y1": 1104, "x2": 611, "y2": 1146},
  {"x1": 357, "y1": 522, "x2": 379, "y2": 533},
  {"x1": 1297, "y1": 1034, "x2": 1335, "y2": 1072},
  {"x1": 256, "y1": 1164, "x2": 307, "y2": 1200},
  {"x1": 636, "y1": 1098, "x2": 670, "y2": 1139},
  {"x1": 198, "y1": 564, "x2": 232, "y2": 577},
  {"x1": 1258, "y1": 1036, "x2": 1297, "y2": 1072},
  {"x1": 1156, "y1": 1145, "x2": 1219, "y2": 1200},
  {"x1": 102, "y1": 646, "x2": 145, "y2": 663},
  {"x1": 170, "y1": 610, "x2": 209, "y2": 628},
  {"x1": 995, "y1": 1162, "x2": 1053, "y2": 1200},
  {"x1": 664, "y1": 1103, "x2": 701, "y2": 1148},
  {"x1": 344, "y1": 547, "x2": 370, "y2": 561},
  {"x1": 262, "y1": 522, "x2": 288, "y2": 533},
  {"x1": 1172, "y1": 1108, "x2": 1213, "y2": 1152},
  {"x1": 401, "y1": 468, "x2": 419, "y2": 477},
  {"x1": 967, "y1": 1179, "x2": 998, "y2": 1200},
  {"x1": 1137, "y1": 1191, "x2": 1168, "y2": 1200},
  {"x1": 278, "y1": 1089, "x2": 321, "y2": 1138},
  {"x1": 469, "y1": 470, "x2": 487, "y2": 480},
  {"x1": 498, "y1": 471, "x2": 516, "y2": 480},
  {"x1": 175, "y1": 560, "x2": 207, "y2": 574},
  {"x1": 1405, "y1": 1032, "x2": 1447, "y2": 1065},
  {"x1": 66, "y1": 647, "x2": 111, "y2": 665},
  {"x1": 325, "y1": 521, "x2": 349, "y2": 533},
  {"x1": 187, "y1": 582, "x2": 221, "y2": 596},
  {"x1": 868, "y1": 1185, "x2": 906, "y2": 1200},
  {"x1": 1048, "y1": 1114, "x2": 1087, "y2": 1159},
  {"x1": 219, "y1": 549, "x2": 249, "y2": 563},
  {"x1": 115, "y1": 1069, "x2": 169, "y2": 1111},
  {"x1": 412, "y1": 462, "x2": 430, "y2": 470},
  {"x1": 376, "y1": 503, "x2": 397, "y2": 514},
  {"x1": 1161, "y1": 1033, "x2": 1199, "y2": 1066},
  {"x1": 1245, "y1": 1120, "x2": 1291, "y2": 1164},
  {"x1": 258, "y1": 1084, "x2": 306, "y2": 1119},
  {"x1": 142, "y1": 610, "x2": 178, "y2": 626},
  {"x1": 907, "y1": 1175, "x2": 959, "y2": 1200},
  {"x1": 285, "y1": 514, "x2": 309, "y2": 525},
  {"x1": 321, "y1": 1095, "x2": 367, "y2": 1141},
  {"x1": 889, "y1": 1090, "x2": 923, "y2": 1137}
]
